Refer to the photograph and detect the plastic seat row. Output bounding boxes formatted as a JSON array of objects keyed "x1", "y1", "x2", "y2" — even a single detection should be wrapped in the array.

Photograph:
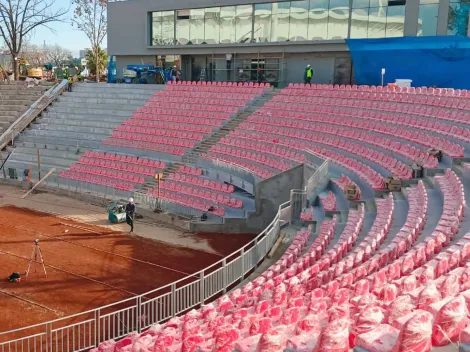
[
  {"x1": 201, "y1": 153, "x2": 274, "y2": 179},
  {"x1": 65, "y1": 166, "x2": 145, "y2": 184},
  {"x1": 141, "y1": 103, "x2": 239, "y2": 113},
  {"x1": 107, "y1": 132, "x2": 196, "y2": 148},
  {"x1": 72, "y1": 162, "x2": 155, "y2": 177},
  {"x1": 122, "y1": 119, "x2": 213, "y2": 134},
  {"x1": 218, "y1": 136, "x2": 306, "y2": 164},
  {"x1": 208, "y1": 145, "x2": 293, "y2": 172},
  {"x1": 264, "y1": 97, "x2": 466, "y2": 157},
  {"x1": 177, "y1": 165, "x2": 202, "y2": 176},
  {"x1": 233, "y1": 125, "x2": 408, "y2": 180},
  {"x1": 287, "y1": 95, "x2": 470, "y2": 144},
  {"x1": 242, "y1": 118, "x2": 425, "y2": 173},
  {"x1": 222, "y1": 130, "x2": 383, "y2": 189},
  {"x1": 267, "y1": 106, "x2": 463, "y2": 158},
  {"x1": 145, "y1": 98, "x2": 247, "y2": 108},
  {"x1": 279, "y1": 87, "x2": 470, "y2": 111},
  {"x1": 147, "y1": 188, "x2": 225, "y2": 216},
  {"x1": 159, "y1": 180, "x2": 242, "y2": 208},
  {"x1": 133, "y1": 110, "x2": 230, "y2": 121},
  {"x1": 300, "y1": 207, "x2": 313, "y2": 221},
  {"x1": 287, "y1": 82, "x2": 463, "y2": 97},
  {"x1": 82, "y1": 151, "x2": 165, "y2": 169},
  {"x1": 132, "y1": 114, "x2": 224, "y2": 128},
  {"x1": 320, "y1": 191, "x2": 336, "y2": 211},
  {"x1": 151, "y1": 92, "x2": 255, "y2": 101},
  {"x1": 167, "y1": 80, "x2": 269, "y2": 89},
  {"x1": 102, "y1": 138, "x2": 186, "y2": 156},
  {"x1": 59, "y1": 171, "x2": 135, "y2": 191},
  {"x1": 168, "y1": 173, "x2": 234, "y2": 194},
  {"x1": 113, "y1": 126, "x2": 204, "y2": 142},
  {"x1": 252, "y1": 111, "x2": 438, "y2": 168}
]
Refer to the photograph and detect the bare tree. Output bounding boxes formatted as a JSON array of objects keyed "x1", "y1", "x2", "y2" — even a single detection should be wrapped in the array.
[
  {"x1": 21, "y1": 43, "x2": 48, "y2": 66},
  {"x1": 46, "y1": 44, "x2": 72, "y2": 67},
  {"x1": 0, "y1": 0, "x2": 68, "y2": 80},
  {"x1": 71, "y1": 0, "x2": 108, "y2": 82}
]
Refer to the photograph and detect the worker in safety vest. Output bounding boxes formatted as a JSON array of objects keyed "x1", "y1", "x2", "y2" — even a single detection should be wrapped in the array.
[
  {"x1": 304, "y1": 64, "x2": 313, "y2": 84},
  {"x1": 67, "y1": 75, "x2": 73, "y2": 92}
]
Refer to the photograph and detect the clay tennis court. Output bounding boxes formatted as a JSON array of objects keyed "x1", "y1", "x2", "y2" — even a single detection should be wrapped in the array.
[{"x1": 0, "y1": 206, "x2": 254, "y2": 340}]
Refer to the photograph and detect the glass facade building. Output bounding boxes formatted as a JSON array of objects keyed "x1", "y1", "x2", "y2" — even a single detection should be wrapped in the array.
[{"x1": 150, "y1": 0, "x2": 469, "y2": 46}]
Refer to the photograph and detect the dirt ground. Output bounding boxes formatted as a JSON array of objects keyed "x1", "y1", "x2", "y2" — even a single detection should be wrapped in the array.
[{"x1": 0, "y1": 205, "x2": 255, "y2": 338}]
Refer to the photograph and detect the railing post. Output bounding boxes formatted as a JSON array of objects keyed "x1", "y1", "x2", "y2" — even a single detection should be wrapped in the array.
[
  {"x1": 97, "y1": 309, "x2": 101, "y2": 345},
  {"x1": 240, "y1": 248, "x2": 245, "y2": 279},
  {"x1": 254, "y1": 238, "x2": 259, "y2": 268},
  {"x1": 137, "y1": 296, "x2": 142, "y2": 333},
  {"x1": 200, "y1": 271, "x2": 204, "y2": 306},
  {"x1": 47, "y1": 322, "x2": 52, "y2": 352},
  {"x1": 94, "y1": 310, "x2": 98, "y2": 347},
  {"x1": 171, "y1": 283, "x2": 176, "y2": 317},
  {"x1": 222, "y1": 258, "x2": 227, "y2": 293}
]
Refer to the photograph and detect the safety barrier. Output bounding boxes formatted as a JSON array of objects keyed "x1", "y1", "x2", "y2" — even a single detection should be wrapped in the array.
[
  {"x1": 0, "y1": 155, "x2": 328, "y2": 351},
  {"x1": 0, "y1": 183, "x2": 298, "y2": 351}
]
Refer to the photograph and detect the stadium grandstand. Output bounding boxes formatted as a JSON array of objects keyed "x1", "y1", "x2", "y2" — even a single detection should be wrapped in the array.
[{"x1": 0, "y1": 0, "x2": 470, "y2": 351}]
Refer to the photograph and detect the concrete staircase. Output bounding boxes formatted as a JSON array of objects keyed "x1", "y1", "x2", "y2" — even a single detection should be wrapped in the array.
[
  {"x1": 4, "y1": 83, "x2": 162, "y2": 178},
  {"x1": 0, "y1": 81, "x2": 54, "y2": 134}
]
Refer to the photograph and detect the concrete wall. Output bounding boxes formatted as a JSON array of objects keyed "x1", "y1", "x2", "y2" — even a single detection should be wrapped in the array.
[{"x1": 252, "y1": 164, "x2": 304, "y2": 228}]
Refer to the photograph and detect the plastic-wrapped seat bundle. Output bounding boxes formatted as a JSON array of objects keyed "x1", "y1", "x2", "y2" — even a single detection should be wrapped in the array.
[
  {"x1": 399, "y1": 310, "x2": 433, "y2": 352},
  {"x1": 319, "y1": 318, "x2": 350, "y2": 352},
  {"x1": 97, "y1": 340, "x2": 115, "y2": 352},
  {"x1": 286, "y1": 330, "x2": 321, "y2": 352},
  {"x1": 432, "y1": 295, "x2": 468, "y2": 346},
  {"x1": 417, "y1": 284, "x2": 441, "y2": 309},
  {"x1": 354, "y1": 324, "x2": 400, "y2": 352},
  {"x1": 256, "y1": 326, "x2": 289, "y2": 352},
  {"x1": 349, "y1": 305, "x2": 384, "y2": 348},
  {"x1": 440, "y1": 273, "x2": 460, "y2": 297},
  {"x1": 387, "y1": 295, "x2": 414, "y2": 325}
]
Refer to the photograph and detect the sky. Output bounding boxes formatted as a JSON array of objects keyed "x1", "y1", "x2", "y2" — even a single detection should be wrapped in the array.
[{"x1": 28, "y1": 1, "x2": 107, "y2": 57}]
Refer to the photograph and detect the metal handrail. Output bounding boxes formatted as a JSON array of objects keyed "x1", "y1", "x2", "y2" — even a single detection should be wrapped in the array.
[
  {"x1": 0, "y1": 152, "x2": 328, "y2": 351},
  {"x1": 0, "y1": 80, "x2": 68, "y2": 151}
]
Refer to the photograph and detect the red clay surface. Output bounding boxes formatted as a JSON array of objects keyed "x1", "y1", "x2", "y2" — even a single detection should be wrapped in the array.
[{"x1": 0, "y1": 206, "x2": 255, "y2": 338}]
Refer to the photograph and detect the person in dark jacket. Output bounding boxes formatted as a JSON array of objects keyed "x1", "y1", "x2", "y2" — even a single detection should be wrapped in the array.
[{"x1": 125, "y1": 198, "x2": 136, "y2": 233}]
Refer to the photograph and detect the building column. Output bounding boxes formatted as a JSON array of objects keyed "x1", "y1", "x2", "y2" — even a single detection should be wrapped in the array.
[
  {"x1": 404, "y1": 0, "x2": 420, "y2": 36},
  {"x1": 437, "y1": 0, "x2": 451, "y2": 35}
]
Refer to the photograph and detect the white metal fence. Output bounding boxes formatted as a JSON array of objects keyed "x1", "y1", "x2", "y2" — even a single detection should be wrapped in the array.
[
  {"x1": 0, "y1": 157, "x2": 328, "y2": 352},
  {"x1": 0, "y1": 196, "x2": 291, "y2": 352}
]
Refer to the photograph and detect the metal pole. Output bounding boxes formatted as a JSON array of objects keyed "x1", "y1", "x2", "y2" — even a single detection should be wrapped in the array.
[
  {"x1": 222, "y1": 258, "x2": 227, "y2": 293},
  {"x1": 200, "y1": 271, "x2": 204, "y2": 306},
  {"x1": 37, "y1": 148, "x2": 41, "y2": 180}
]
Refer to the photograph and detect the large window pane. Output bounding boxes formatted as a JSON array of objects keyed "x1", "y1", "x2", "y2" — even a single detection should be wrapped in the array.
[
  {"x1": 236, "y1": 5, "x2": 253, "y2": 43},
  {"x1": 350, "y1": 8, "x2": 369, "y2": 38},
  {"x1": 368, "y1": 7, "x2": 387, "y2": 37},
  {"x1": 448, "y1": 1, "x2": 470, "y2": 36},
  {"x1": 220, "y1": 6, "x2": 236, "y2": 43},
  {"x1": 205, "y1": 7, "x2": 220, "y2": 44},
  {"x1": 254, "y1": 3, "x2": 272, "y2": 43},
  {"x1": 418, "y1": 1, "x2": 439, "y2": 36},
  {"x1": 308, "y1": 0, "x2": 329, "y2": 39},
  {"x1": 152, "y1": 12, "x2": 175, "y2": 46},
  {"x1": 176, "y1": 10, "x2": 190, "y2": 44},
  {"x1": 290, "y1": 0, "x2": 309, "y2": 41},
  {"x1": 353, "y1": 0, "x2": 370, "y2": 8},
  {"x1": 271, "y1": 2, "x2": 290, "y2": 41},
  {"x1": 190, "y1": 8, "x2": 205, "y2": 44},
  {"x1": 328, "y1": 0, "x2": 350, "y2": 39},
  {"x1": 386, "y1": 4, "x2": 405, "y2": 37}
]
